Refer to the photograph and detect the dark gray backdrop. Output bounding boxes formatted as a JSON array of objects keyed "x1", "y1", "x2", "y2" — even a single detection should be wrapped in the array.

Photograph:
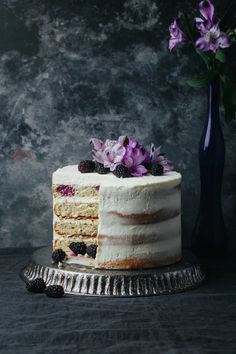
[{"x1": 0, "y1": 0, "x2": 235, "y2": 249}]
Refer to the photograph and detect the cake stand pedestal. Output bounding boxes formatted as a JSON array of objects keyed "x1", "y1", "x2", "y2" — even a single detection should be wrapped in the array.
[{"x1": 21, "y1": 247, "x2": 205, "y2": 297}]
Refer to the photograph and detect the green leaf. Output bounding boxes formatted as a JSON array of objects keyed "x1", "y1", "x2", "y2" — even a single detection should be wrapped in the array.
[
  {"x1": 196, "y1": 50, "x2": 212, "y2": 70},
  {"x1": 182, "y1": 12, "x2": 195, "y2": 42},
  {"x1": 220, "y1": 74, "x2": 236, "y2": 123},
  {"x1": 185, "y1": 73, "x2": 213, "y2": 89},
  {"x1": 215, "y1": 49, "x2": 226, "y2": 64}
]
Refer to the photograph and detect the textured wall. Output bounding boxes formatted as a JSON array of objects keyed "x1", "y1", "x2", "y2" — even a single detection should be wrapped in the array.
[{"x1": 0, "y1": 0, "x2": 236, "y2": 249}]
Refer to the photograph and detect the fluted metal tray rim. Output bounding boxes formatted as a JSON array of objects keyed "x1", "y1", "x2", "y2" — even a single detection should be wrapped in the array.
[{"x1": 21, "y1": 246, "x2": 206, "y2": 297}]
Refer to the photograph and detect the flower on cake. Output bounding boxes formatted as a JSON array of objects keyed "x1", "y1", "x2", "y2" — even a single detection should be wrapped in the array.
[
  {"x1": 88, "y1": 136, "x2": 173, "y2": 177},
  {"x1": 149, "y1": 144, "x2": 174, "y2": 172}
]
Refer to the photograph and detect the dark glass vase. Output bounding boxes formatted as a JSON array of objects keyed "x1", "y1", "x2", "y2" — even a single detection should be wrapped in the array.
[{"x1": 192, "y1": 74, "x2": 227, "y2": 257}]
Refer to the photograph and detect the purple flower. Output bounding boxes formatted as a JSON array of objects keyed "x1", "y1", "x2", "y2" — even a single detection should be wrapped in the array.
[
  {"x1": 195, "y1": 23, "x2": 230, "y2": 53},
  {"x1": 90, "y1": 137, "x2": 126, "y2": 171},
  {"x1": 168, "y1": 19, "x2": 186, "y2": 51},
  {"x1": 90, "y1": 136, "x2": 149, "y2": 176},
  {"x1": 149, "y1": 144, "x2": 174, "y2": 172},
  {"x1": 90, "y1": 136, "x2": 173, "y2": 177},
  {"x1": 195, "y1": 0, "x2": 230, "y2": 53},
  {"x1": 121, "y1": 137, "x2": 149, "y2": 176}
]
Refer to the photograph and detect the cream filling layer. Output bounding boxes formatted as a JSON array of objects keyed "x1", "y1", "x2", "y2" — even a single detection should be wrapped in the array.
[{"x1": 53, "y1": 196, "x2": 99, "y2": 203}]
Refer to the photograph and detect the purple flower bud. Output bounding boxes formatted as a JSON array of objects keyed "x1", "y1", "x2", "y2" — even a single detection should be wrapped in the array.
[{"x1": 168, "y1": 19, "x2": 186, "y2": 51}]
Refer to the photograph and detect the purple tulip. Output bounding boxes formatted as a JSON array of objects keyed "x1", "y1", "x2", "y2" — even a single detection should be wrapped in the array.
[{"x1": 168, "y1": 19, "x2": 186, "y2": 51}]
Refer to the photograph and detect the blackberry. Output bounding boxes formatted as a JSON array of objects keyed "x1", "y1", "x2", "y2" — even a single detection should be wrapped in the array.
[
  {"x1": 69, "y1": 241, "x2": 87, "y2": 255},
  {"x1": 143, "y1": 162, "x2": 152, "y2": 172},
  {"x1": 52, "y1": 249, "x2": 66, "y2": 264},
  {"x1": 78, "y1": 160, "x2": 95, "y2": 173},
  {"x1": 113, "y1": 165, "x2": 131, "y2": 178},
  {"x1": 94, "y1": 161, "x2": 109, "y2": 174},
  {"x1": 150, "y1": 163, "x2": 164, "y2": 176},
  {"x1": 86, "y1": 244, "x2": 97, "y2": 259},
  {"x1": 45, "y1": 285, "x2": 64, "y2": 298},
  {"x1": 26, "y1": 278, "x2": 46, "y2": 293}
]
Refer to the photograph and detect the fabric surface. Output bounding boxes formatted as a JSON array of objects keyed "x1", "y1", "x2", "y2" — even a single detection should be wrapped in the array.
[{"x1": 0, "y1": 249, "x2": 236, "y2": 354}]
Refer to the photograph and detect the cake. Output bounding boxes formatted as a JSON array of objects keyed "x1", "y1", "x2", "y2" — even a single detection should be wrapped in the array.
[{"x1": 52, "y1": 136, "x2": 182, "y2": 269}]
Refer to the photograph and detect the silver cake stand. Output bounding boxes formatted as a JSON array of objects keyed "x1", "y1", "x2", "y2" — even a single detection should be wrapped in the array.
[{"x1": 21, "y1": 247, "x2": 205, "y2": 297}]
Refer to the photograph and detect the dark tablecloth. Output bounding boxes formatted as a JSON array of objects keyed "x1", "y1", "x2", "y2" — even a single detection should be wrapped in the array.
[{"x1": 0, "y1": 248, "x2": 236, "y2": 354}]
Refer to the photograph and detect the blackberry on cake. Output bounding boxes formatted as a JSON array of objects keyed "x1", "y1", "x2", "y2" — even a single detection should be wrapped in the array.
[
  {"x1": 78, "y1": 160, "x2": 95, "y2": 173},
  {"x1": 143, "y1": 162, "x2": 152, "y2": 171},
  {"x1": 94, "y1": 161, "x2": 109, "y2": 174},
  {"x1": 113, "y1": 165, "x2": 131, "y2": 178},
  {"x1": 86, "y1": 244, "x2": 97, "y2": 258},
  {"x1": 69, "y1": 241, "x2": 87, "y2": 255},
  {"x1": 52, "y1": 249, "x2": 66, "y2": 264},
  {"x1": 45, "y1": 285, "x2": 64, "y2": 298},
  {"x1": 26, "y1": 278, "x2": 46, "y2": 293},
  {"x1": 150, "y1": 163, "x2": 164, "y2": 176}
]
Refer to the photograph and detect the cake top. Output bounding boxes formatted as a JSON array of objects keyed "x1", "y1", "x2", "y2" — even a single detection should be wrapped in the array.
[
  {"x1": 53, "y1": 135, "x2": 181, "y2": 186},
  {"x1": 53, "y1": 165, "x2": 181, "y2": 187}
]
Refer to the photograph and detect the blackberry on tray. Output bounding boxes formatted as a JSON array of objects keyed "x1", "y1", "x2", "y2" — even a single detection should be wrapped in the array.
[
  {"x1": 45, "y1": 285, "x2": 65, "y2": 298},
  {"x1": 26, "y1": 278, "x2": 46, "y2": 293},
  {"x1": 52, "y1": 249, "x2": 66, "y2": 264}
]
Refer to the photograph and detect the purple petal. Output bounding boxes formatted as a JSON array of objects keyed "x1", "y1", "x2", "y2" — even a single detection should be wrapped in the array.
[
  {"x1": 195, "y1": 36, "x2": 210, "y2": 51},
  {"x1": 195, "y1": 17, "x2": 212, "y2": 33},
  {"x1": 89, "y1": 138, "x2": 104, "y2": 151},
  {"x1": 131, "y1": 164, "x2": 148, "y2": 177},
  {"x1": 199, "y1": 0, "x2": 214, "y2": 22},
  {"x1": 162, "y1": 160, "x2": 174, "y2": 172},
  {"x1": 168, "y1": 19, "x2": 186, "y2": 51},
  {"x1": 218, "y1": 32, "x2": 231, "y2": 49},
  {"x1": 169, "y1": 38, "x2": 179, "y2": 51},
  {"x1": 122, "y1": 156, "x2": 134, "y2": 169}
]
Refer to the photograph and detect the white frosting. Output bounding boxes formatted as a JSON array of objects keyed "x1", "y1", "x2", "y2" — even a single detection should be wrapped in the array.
[{"x1": 53, "y1": 165, "x2": 181, "y2": 188}]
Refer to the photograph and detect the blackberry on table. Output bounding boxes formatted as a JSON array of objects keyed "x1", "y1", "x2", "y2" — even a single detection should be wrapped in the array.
[
  {"x1": 150, "y1": 163, "x2": 164, "y2": 176},
  {"x1": 45, "y1": 285, "x2": 64, "y2": 298},
  {"x1": 78, "y1": 160, "x2": 95, "y2": 173},
  {"x1": 26, "y1": 278, "x2": 46, "y2": 293},
  {"x1": 95, "y1": 162, "x2": 109, "y2": 174},
  {"x1": 52, "y1": 249, "x2": 66, "y2": 264},
  {"x1": 86, "y1": 244, "x2": 97, "y2": 259},
  {"x1": 113, "y1": 165, "x2": 131, "y2": 178},
  {"x1": 69, "y1": 241, "x2": 87, "y2": 255}
]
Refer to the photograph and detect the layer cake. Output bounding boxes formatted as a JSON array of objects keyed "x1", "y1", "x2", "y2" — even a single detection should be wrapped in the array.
[{"x1": 53, "y1": 166, "x2": 182, "y2": 269}]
